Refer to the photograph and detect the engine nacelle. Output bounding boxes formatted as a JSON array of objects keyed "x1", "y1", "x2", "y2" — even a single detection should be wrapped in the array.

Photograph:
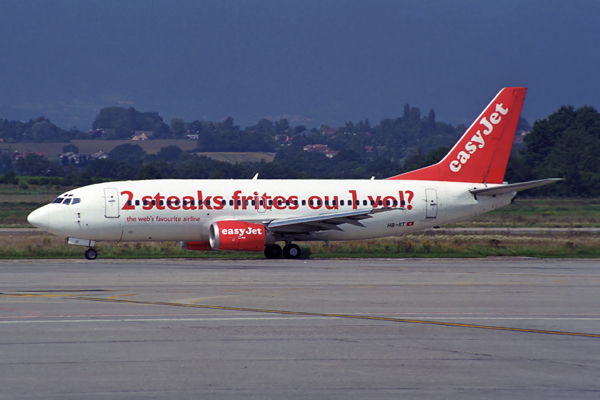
[
  {"x1": 209, "y1": 221, "x2": 274, "y2": 251},
  {"x1": 178, "y1": 241, "x2": 212, "y2": 251}
]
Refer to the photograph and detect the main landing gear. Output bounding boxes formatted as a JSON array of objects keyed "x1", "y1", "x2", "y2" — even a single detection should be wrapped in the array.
[
  {"x1": 84, "y1": 248, "x2": 98, "y2": 260},
  {"x1": 264, "y1": 243, "x2": 302, "y2": 260}
]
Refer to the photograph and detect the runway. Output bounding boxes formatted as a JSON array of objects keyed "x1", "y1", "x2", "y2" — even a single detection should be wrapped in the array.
[{"x1": 2, "y1": 258, "x2": 600, "y2": 399}]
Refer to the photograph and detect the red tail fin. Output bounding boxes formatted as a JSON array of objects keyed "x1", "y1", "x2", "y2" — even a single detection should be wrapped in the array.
[{"x1": 387, "y1": 87, "x2": 527, "y2": 183}]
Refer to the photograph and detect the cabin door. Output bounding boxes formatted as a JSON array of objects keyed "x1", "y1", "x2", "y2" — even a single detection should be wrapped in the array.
[
  {"x1": 104, "y1": 188, "x2": 120, "y2": 218},
  {"x1": 425, "y1": 189, "x2": 438, "y2": 219}
]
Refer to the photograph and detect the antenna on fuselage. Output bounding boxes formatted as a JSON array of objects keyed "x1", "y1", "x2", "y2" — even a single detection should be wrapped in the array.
[{"x1": 252, "y1": 173, "x2": 259, "y2": 180}]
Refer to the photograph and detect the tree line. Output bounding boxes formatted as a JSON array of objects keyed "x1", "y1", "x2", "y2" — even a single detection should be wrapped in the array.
[{"x1": 1, "y1": 103, "x2": 600, "y2": 197}]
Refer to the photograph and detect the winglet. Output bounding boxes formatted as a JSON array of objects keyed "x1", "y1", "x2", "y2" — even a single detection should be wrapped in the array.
[{"x1": 387, "y1": 87, "x2": 527, "y2": 183}]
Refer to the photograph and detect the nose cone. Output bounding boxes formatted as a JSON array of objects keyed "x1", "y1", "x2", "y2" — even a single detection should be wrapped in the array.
[{"x1": 28, "y1": 206, "x2": 50, "y2": 231}]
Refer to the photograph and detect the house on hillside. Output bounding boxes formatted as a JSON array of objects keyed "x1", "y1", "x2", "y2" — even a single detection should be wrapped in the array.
[
  {"x1": 87, "y1": 129, "x2": 104, "y2": 139},
  {"x1": 91, "y1": 151, "x2": 108, "y2": 160},
  {"x1": 185, "y1": 131, "x2": 200, "y2": 140},
  {"x1": 13, "y1": 151, "x2": 46, "y2": 160},
  {"x1": 131, "y1": 131, "x2": 153, "y2": 140},
  {"x1": 303, "y1": 144, "x2": 339, "y2": 158}
]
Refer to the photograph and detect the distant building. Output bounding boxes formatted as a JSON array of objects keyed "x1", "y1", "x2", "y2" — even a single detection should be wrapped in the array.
[
  {"x1": 131, "y1": 131, "x2": 153, "y2": 140},
  {"x1": 87, "y1": 129, "x2": 104, "y2": 139},
  {"x1": 91, "y1": 151, "x2": 108, "y2": 160},
  {"x1": 13, "y1": 151, "x2": 46, "y2": 160},
  {"x1": 303, "y1": 144, "x2": 339, "y2": 158}
]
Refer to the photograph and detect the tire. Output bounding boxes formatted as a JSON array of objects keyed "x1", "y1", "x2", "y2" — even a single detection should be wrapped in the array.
[
  {"x1": 283, "y1": 243, "x2": 301, "y2": 259},
  {"x1": 264, "y1": 244, "x2": 282, "y2": 259},
  {"x1": 85, "y1": 248, "x2": 98, "y2": 260}
]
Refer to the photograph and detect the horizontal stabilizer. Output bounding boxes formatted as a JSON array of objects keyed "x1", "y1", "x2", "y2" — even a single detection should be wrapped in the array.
[{"x1": 469, "y1": 178, "x2": 562, "y2": 196}]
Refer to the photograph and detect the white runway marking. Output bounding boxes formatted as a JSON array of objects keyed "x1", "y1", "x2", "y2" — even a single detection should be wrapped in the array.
[{"x1": 0, "y1": 316, "x2": 332, "y2": 324}]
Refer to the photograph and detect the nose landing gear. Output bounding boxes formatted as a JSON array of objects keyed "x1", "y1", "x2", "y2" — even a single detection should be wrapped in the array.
[{"x1": 84, "y1": 248, "x2": 98, "y2": 260}]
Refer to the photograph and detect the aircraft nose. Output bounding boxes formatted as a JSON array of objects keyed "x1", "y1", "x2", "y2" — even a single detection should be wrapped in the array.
[{"x1": 28, "y1": 206, "x2": 50, "y2": 231}]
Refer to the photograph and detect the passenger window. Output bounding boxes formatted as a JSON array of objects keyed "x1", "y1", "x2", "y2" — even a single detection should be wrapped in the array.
[
  {"x1": 252, "y1": 200, "x2": 256, "y2": 206},
  {"x1": 363, "y1": 200, "x2": 367, "y2": 206},
  {"x1": 393, "y1": 200, "x2": 398, "y2": 206},
  {"x1": 302, "y1": 200, "x2": 306, "y2": 206},
  {"x1": 152, "y1": 200, "x2": 156, "y2": 206},
  {"x1": 325, "y1": 200, "x2": 329, "y2": 206},
  {"x1": 166, "y1": 200, "x2": 172, "y2": 206},
  {"x1": 340, "y1": 200, "x2": 345, "y2": 206},
  {"x1": 229, "y1": 200, "x2": 234, "y2": 206},
  {"x1": 355, "y1": 200, "x2": 360, "y2": 206},
  {"x1": 309, "y1": 199, "x2": 314, "y2": 206},
  {"x1": 143, "y1": 200, "x2": 148, "y2": 206},
  {"x1": 206, "y1": 200, "x2": 211, "y2": 206},
  {"x1": 378, "y1": 200, "x2": 383, "y2": 206},
  {"x1": 127, "y1": 200, "x2": 132, "y2": 206},
  {"x1": 268, "y1": 200, "x2": 273, "y2": 206},
  {"x1": 135, "y1": 200, "x2": 140, "y2": 206},
  {"x1": 294, "y1": 200, "x2": 298, "y2": 206}
]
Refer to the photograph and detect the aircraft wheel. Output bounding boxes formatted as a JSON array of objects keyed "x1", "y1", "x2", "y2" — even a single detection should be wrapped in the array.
[
  {"x1": 264, "y1": 244, "x2": 282, "y2": 259},
  {"x1": 85, "y1": 248, "x2": 98, "y2": 260},
  {"x1": 283, "y1": 243, "x2": 301, "y2": 259}
]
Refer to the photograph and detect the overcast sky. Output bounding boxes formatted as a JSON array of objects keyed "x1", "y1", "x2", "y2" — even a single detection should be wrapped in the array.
[{"x1": 1, "y1": 0, "x2": 599, "y2": 129}]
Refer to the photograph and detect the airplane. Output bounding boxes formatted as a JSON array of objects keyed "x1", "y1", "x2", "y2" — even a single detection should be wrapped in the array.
[{"x1": 27, "y1": 87, "x2": 560, "y2": 260}]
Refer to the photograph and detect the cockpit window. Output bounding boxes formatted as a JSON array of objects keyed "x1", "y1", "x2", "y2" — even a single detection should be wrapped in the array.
[
  {"x1": 62, "y1": 198, "x2": 72, "y2": 205},
  {"x1": 52, "y1": 197, "x2": 64, "y2": 204},
  {"x1": 72, "y1": 198, "x2": 81, "y2": 205}
]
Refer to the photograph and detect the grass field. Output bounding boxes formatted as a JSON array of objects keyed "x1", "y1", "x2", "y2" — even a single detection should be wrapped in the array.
[
  {"x1": 1, "y1": 139, "x2": 199, "y2": 158},
  {"x1": 194, "y1": 152, "x2": 274, "y2": 163},
  {"x1": 1, "y1": 140, "x2": 274, "y2": 162},
  {"x1": 449, "y1": 198, "x2": 600, "y2": 228},
  {"x1": 1, "y1": 230, "x2": 598, "y2": 259}
]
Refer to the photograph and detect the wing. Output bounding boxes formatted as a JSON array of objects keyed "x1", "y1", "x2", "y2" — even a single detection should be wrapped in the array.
[{"x1": 261, "y1": 207, "x2": 398, "y2": 234}]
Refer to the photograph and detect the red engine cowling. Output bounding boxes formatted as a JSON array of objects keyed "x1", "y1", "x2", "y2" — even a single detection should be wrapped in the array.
[
  {"x1": 209, "y1": 221, "x2": 273, "y2": 251},
  {"x1": 179, "y1": 241, "x2": 212, "y2": 251}
]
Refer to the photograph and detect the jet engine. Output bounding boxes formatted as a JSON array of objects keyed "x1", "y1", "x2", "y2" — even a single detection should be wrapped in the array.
[{"x1": 209, "y1": 221, "x2": 275, "y2": 251}]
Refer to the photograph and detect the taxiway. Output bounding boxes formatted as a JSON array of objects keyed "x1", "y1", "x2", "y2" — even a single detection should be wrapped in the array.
[{"x1": 1, "y1": 258, "x2": 600, "y2": 399}]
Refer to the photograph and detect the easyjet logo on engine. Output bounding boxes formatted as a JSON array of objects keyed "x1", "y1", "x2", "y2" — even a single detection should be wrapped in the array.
[
  {"x1": 221, "y1": 227, "x2": 263, "y2": 237},
  {"x1": 449, "y1": 103, "x2": 509, "y2": 173}
]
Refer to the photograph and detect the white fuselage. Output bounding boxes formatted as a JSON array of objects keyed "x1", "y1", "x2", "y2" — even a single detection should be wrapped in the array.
[{"x1": 29, "y1": 179, "x2": 515, "y2": 243}]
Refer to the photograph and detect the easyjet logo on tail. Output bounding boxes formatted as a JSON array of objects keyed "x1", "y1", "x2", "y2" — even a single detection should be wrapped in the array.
[{"x1": 449, "y1": 103, "x2": 509, "y2": 173}]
